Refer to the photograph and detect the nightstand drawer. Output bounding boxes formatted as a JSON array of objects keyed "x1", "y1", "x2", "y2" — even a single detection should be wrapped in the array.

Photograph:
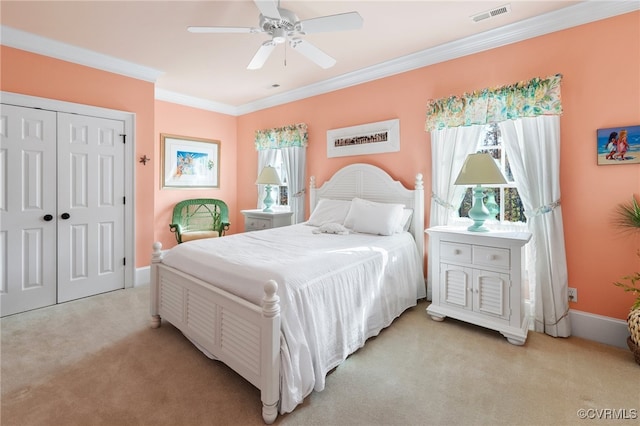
[
  {"x1": 246, "y1": 217, "x2": 271, "y2": 230},
  {"x1": 440, "y1": 242, "x2": 472, "y2": 263},
  {"x1": 473, "y1": 245, "x2": 510, "y2": 269}
]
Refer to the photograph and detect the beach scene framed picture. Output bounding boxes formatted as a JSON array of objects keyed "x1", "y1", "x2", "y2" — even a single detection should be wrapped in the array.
[{"x1": 597, "y1": 124, "x2": 640, "y2": 165}]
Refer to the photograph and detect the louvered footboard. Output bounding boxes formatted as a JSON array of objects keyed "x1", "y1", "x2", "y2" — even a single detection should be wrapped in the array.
[{"x1": 150, "y1": 242, "x2": 281, "y2": 424}]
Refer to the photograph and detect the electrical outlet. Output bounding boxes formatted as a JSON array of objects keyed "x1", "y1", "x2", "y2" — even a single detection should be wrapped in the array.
[{"x1": 568, "y1": 287, "x2": 578, "y2": 303}]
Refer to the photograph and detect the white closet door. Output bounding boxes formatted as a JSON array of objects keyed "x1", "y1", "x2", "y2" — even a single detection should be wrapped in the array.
[
  {"x1": 56, "y1": 112, "x2": 125, "y2": 302},
  {"x1": 0, "y1": 104, "x2": 58, "y2": 316}
]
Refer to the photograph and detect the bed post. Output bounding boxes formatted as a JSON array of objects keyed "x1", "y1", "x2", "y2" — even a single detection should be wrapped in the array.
[
  {"x1": 261, "y1": 279, "x2": 280, "y2": 424},
  {"x1": 150, "y1": 242, "x2": 163, "y2": 329},
  {"x1": 413, "y1": 173, "x2": 425, "y2": 260}
]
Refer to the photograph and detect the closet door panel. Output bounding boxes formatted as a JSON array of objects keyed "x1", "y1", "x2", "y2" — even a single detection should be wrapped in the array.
[
  {"x1": 57, "y1": 113, "x2": 125, "y2": 302},
  {"x1": 0, "y1": 105, "x2": 57, "y2": 317}
]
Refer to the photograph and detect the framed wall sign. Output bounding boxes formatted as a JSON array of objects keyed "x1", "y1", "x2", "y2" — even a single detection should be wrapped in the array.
[
  {"x1": 161, "y1": 134, "x2": 220, "y2": 188},
  {"x1": 597, "y1": 124, "x2": 639, "y2": 165},
  {"x1": 327, "y1": 119, "x2": 400, "y2": 158}
]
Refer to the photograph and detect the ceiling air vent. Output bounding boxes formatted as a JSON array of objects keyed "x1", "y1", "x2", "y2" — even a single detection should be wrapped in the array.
[{"x1": 471, "y1": 4, "x2": 511, "y2": 23}]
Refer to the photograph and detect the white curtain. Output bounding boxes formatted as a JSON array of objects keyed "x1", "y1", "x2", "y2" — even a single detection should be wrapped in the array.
[
  {"x1": 281, "y1": 146, "x2": 306, "y2": 224},
  {"x1": 427, "y1": 124, "x2": 485, "y2": 297},
  {"x1": 499, "y1": 115, "x2": 571, "y2": 337},
  {"x1": 256, "y1": 149, "x2": 279, "y2": 210}
]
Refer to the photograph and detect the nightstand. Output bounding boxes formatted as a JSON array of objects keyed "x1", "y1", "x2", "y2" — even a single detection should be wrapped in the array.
[
  {"x1": 426, "y1": 226, "x2": 532, "y2": 345},
  {"x1": 241, "y1": 209, "x2": 294, "y2": 232}
]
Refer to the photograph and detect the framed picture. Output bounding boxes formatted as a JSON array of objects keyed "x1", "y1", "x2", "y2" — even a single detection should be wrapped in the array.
[
  {"x1": 327, "y1": 118, "x2": 400, "y2": 158},
  {"x1": 597, "y1": 125, "x2": 640, "y2": 165},
  {"x1": 161, "y1": 134, "x2": 220, "y2": 188}
]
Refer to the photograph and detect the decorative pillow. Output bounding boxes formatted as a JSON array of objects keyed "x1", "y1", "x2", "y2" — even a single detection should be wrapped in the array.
[
  {"x1": 306, "y1": 198, "x2": 352, "y2": 226},
  {"x1": 312, "y1": 222, "x2": 350, "y2": 235},
  {"x1": 344, "y1": 198, "x2": 405, "y2": 236},
  {"x1": 396, "y1": 208, "x2": 413, "y2": 233}
]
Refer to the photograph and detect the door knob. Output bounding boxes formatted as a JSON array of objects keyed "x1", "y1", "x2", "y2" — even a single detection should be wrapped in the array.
[
  {"x1": 43, "y1": 214, "x2": 53, "y2": 221},
  {"x1": 61, "y1": 213, "x2": 71, "y2": 220}
]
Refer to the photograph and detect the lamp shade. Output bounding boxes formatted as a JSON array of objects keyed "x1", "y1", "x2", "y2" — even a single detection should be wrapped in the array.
[
  {"x1": 454, "y1": 153, "x2": 507, "y2": 185},
  {"x1": 256, "y1": 166, "x2": 283, "y2": 185}
]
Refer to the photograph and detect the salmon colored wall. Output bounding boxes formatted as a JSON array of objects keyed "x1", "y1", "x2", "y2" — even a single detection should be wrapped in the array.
[
  {"x1": 237, "y1": 12, "x2": 640, "y2": 320},
  {"x1": 0, "y1": 46, "x2": 156, "y2": 269},
  {"x1": 154, "y1": 101, "x2": 238, "y2": 250}
]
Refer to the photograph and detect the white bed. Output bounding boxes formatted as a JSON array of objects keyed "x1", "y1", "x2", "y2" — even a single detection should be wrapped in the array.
[{"x1": 150, "y1": 163, "x2": 425, "y2": 423}]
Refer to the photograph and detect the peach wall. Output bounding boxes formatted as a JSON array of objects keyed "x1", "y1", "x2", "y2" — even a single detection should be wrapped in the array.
[
  {"x1": 237, "y1": 12, "x2": 640, "y2": 320},
  {"x1": 0, "y1": 46, "x2": 156, "y2": 268},
  {"x1": 154, "y1": 101, "x2": 238, "y2": 250}
]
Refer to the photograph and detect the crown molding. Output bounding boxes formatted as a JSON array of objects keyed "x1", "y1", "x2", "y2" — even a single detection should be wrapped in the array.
[
  {"x1": 2, "y1": 1, "x2": 638, "y2": 116},
  {"x1": 154, "y1": 88, "x2": 237, "y2": 116},
  {"x1": 0, "y1": 25, "x2": 163, "y2": 83}
]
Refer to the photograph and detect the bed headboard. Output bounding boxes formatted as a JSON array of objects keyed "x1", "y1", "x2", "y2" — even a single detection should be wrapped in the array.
[{"x1": 309, "y1": 163, "x2": 424, "y2": 259}]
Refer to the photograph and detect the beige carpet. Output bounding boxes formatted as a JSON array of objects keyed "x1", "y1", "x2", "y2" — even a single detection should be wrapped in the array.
[{"x1": 1, "y1": 285, "x2": 638, "y2": 426}]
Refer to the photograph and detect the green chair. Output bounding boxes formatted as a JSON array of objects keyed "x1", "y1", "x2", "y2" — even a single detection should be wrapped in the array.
[{"x1": 169, "y1": 199, "x2": 230, "y2": 243}]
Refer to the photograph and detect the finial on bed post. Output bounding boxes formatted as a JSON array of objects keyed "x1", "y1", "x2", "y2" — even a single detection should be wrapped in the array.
[
  {"x1": 262, "y1": 280, "x2": 280, "y2": 317},
  {"x1": 152, "y1": 242, "x2": 163, "y2": 263},
  {"x1": 261, "y1": 280, "x2": 280, "y2": 424},
  {"x1": 415, "y1": 173, "x2": 424, "y2": 190}
]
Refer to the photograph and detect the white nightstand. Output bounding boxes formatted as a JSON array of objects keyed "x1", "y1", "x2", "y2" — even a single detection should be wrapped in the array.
[
  {"x1": 241, "y1": 209, "x2": 294, "y2": 232},
  {"x1": 426, "y1": 226, "x2": 532, "y2": 345}
]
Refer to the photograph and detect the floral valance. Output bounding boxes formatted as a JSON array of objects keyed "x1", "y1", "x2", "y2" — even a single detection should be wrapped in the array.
[
  {"x1": 425, "y1": 74, "x2": 563, "y2": 132},
  {"x1": 255, "y1": 123, "x2": 308, "y2": 151}
]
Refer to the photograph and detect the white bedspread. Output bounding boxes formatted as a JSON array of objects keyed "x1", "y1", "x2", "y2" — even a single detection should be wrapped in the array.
[{"x1": 161, "y1": 223, "x2": 425, "y2": 413}]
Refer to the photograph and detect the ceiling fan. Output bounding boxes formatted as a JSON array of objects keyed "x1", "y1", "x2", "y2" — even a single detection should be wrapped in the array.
[{"x1": 188, "y1": 0, "x2": 363, "y2": 70}]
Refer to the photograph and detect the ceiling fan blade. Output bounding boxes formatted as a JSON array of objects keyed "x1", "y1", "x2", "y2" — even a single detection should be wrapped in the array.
[
  {"x1": 299, "y1": 12, "x2": 363, "y2": 34},
  {"x1": 254, "y1": 0, "x2": 281, "y2": 19},
  {"x1": 247, "y1": 41, "x2": 276, "y2": 70},
  {"x1": 188, "y1": 26, "x2": 259, "y2": 34},
  {"x1": 290, "y1": 38, "x2": 336, "y2": 69}
]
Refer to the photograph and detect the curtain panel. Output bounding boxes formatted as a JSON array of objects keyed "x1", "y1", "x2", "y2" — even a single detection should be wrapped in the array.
[
  {"x1": 255, "y1": 123, "x2": 308, "y2": 150},
  {"x1": 424, "y1": 74, "x2": 563, "y2": 132}
]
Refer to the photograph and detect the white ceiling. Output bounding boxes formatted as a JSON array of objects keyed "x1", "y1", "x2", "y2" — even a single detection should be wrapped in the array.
[{"x1": 1, "y1": 1, "x2": 637, "y2": 114}]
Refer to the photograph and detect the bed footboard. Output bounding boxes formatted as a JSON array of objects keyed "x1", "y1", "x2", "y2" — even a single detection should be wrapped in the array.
[{"x1": 150, "y1": 242, "x2": 281, "y2": 424}]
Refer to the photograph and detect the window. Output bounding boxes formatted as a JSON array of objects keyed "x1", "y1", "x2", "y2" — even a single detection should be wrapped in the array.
[
  {"x1": 272, "y1": 150, "x2": 288, "y2": 207},
  {"x1": 458, "y1": 123, "x2": 526, "y2": 223}
]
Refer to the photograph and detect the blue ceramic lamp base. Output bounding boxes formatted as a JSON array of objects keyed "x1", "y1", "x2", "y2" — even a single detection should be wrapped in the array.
[
  {"x1": 467, "y1": 185, "x2": 490, "y2": 232},
  {"x1": 262, "y1": 184, "x2": 275, "y2": 212}
]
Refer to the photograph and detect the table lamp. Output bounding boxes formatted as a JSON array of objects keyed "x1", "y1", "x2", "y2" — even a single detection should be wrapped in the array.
[
  {"x1": 454, "y1": 153, "x2": 507, "y2": 232},
  {"x1": 256, "y1": 165, "x2": 283, "y2": 212}
]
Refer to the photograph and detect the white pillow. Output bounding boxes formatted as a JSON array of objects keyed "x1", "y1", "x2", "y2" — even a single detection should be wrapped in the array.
[
  {"x1": 344, "y1": 198, "x2": 405, "y2": 236},
  {"x1": 307, "y1": 198, "x2": 352, "y2": 226},
  {"x1": 396, "y1": 208, "x2": 413, "y2": 233}
]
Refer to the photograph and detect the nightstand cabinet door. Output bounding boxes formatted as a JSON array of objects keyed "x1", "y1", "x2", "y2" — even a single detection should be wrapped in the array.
[
  {"x1": 474, "y1": 269, "x2": 510, "y2": 321},
  {"x1": 441, "y1": 264, "x2": 472, "y2": 310}
]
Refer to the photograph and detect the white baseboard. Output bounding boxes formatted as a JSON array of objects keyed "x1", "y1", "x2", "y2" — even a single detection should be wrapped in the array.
[
  {"x1": 135, "y1": 265, "x2": 150, "y2": 287},
  {"x1": 570, "y1": 309, "x2": 630, "y2": 349}
]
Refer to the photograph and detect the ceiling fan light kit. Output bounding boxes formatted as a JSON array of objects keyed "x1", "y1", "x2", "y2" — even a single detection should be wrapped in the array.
[{"x1": 188, "y1": 0, "x2": 363, "y2": 70}]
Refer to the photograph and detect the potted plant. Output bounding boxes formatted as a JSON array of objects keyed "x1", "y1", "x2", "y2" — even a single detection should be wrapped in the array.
[{"x1": 613, "y1": 195, "x2": 640, "y2": 365}]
